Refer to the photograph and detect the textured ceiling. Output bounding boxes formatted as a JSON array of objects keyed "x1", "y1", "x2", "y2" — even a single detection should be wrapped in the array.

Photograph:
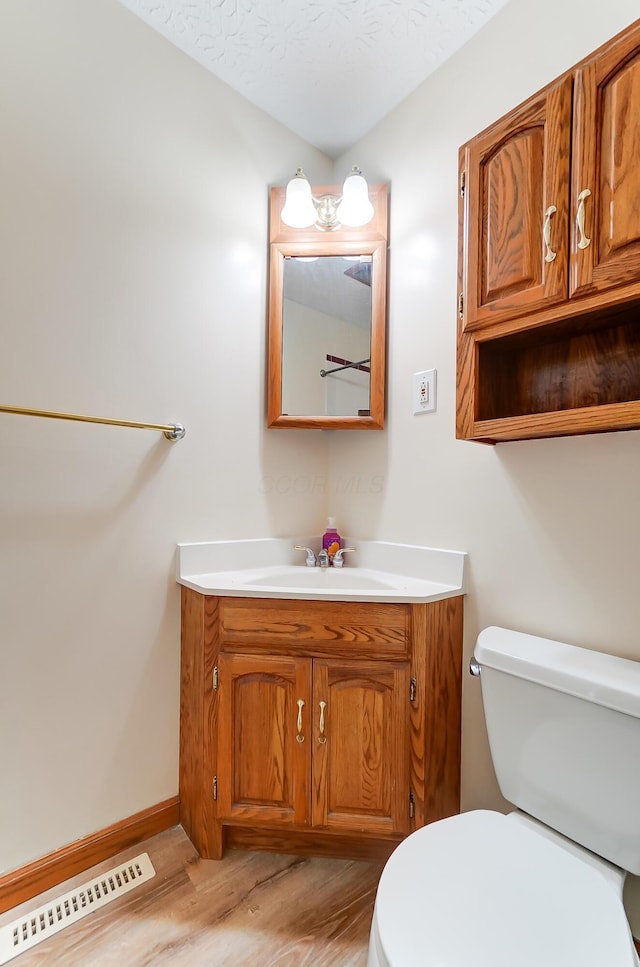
[
  {"x1": 285, "y1": 256, "x2": 372, "y2": 330},
  {"x1": 120, "y1": 0, "x2": 510, "y2": 157}
]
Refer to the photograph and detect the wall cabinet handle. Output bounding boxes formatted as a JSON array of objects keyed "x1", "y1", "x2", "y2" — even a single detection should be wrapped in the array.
[
  {"x1": 296, "y1": 698, "x2": 305, "y2": 743},
  {"x1": 318, "y1": 701, "x2": 327, "y2": 744},
  {"x1": 576, "y1": 188, "x2": 592, "y2": 250},
  {"x1": 543, "y1": 205, "x2": 557, "y2": 262}
]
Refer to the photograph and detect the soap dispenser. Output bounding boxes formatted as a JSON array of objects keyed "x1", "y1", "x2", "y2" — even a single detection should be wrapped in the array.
[{"x1": 322, "y1": 517, "x2": 342, "y2": 565}]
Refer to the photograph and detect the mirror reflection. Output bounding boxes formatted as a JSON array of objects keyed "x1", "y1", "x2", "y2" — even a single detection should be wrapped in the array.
[{"x1": 282, "y1": 255, "x2": 373, "y2": 418}]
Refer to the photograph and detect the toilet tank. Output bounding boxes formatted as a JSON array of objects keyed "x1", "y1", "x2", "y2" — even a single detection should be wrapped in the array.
[{"x1": 475, "y1": 627, "x2": 640, "y2": 874}]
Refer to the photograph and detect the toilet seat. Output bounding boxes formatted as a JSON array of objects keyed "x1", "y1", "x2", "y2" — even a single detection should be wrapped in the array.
[{"x1": 370, "y1": 810, "x2": 638, "y2": 967}]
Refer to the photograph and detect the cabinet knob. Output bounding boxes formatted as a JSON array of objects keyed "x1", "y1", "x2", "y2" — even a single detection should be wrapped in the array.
[{"x1": 576, "y1": 188, "x2": 592, "y2": 250}]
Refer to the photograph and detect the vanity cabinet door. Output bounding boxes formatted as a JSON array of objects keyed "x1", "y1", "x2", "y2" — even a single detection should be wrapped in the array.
[
  {"x1": 311, "y1": 658, "x2": 410, "y2": 836},
  {"x1": 215, "y1": 652, "x2": 312, "y2": 827},
  {"x1": 461, "y1": 75, "x2": 572, "y2": 332},
  {"x1": 570, "y1": 24, "x2": 640, "y2": 299}
]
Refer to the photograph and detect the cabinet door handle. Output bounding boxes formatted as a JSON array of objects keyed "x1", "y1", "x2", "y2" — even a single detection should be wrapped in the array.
[
  {"x1": 576, "y1": 188, "x2": 592, "y2": 250},
  {"x1": 543, "y1": 205, "x2": 557, "y2": 262},
  {"x1": 318, "y1": 701, "x2": 327, "y2": 744},
  {"x1": 296, "y1": 699, "x2": 305, "y2": 743}
]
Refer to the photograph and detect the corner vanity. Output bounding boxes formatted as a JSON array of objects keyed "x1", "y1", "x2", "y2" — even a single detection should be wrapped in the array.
[{"x1": 177, "y1": 539, "x2": 466, "y2": 862}]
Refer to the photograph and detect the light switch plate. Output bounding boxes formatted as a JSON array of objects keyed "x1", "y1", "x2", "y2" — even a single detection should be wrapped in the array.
[{"x1": 413, "y1": 369, "x2": 437, "y2": 414}]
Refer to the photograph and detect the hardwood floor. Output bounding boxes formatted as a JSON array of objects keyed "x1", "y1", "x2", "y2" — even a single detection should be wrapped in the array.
[
  {"x1": 0, "y1": 826, "x2": 383, "y2": 965},
  {"x1": 6, "y1": 825, "x2": 637, "y2": 964}
]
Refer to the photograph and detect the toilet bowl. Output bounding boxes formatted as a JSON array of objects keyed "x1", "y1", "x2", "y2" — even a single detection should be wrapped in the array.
[
  {"x1": 368, "y1": 810, "x2": 638, "y2": 967},
  {"x1": 367, "y1": 627, "x2": 640, "y2": 967}
]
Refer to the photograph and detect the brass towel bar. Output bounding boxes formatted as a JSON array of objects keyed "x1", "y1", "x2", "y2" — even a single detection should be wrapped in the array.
[{"x1": 0, "y1": 404, "x2": 185, "y2": 441}]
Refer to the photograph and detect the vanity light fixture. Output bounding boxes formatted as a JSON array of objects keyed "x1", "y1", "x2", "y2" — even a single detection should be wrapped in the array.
[{"x1": 280, "y1": 165, "x2": 375, "y2": 231}]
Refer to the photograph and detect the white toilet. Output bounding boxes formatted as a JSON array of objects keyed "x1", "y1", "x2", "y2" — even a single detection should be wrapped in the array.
[{"x1": 367, "y1": 626, "x2": 640, "y2": 966}]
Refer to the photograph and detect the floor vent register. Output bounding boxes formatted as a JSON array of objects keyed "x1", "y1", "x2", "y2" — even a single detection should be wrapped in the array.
[{"x1": 0, "y1": 852, "x2": 155, "y2": 964}]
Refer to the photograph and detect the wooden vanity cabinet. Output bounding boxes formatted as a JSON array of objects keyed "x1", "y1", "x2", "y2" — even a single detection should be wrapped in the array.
[
  {"x1": 457, "y1": 19, "x2": 640, "y2": 443},
  {"x1": 179, "y1": 590, "x2": 463, "y2": 862}
]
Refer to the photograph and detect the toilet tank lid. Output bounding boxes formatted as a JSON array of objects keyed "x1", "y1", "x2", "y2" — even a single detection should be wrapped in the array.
[{"x1": 475, "y1": 627, "x2": 640, "y2": 719}]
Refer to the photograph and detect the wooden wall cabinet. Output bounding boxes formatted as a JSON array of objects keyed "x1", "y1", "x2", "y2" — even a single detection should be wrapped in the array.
[
  {"x1": 179, "y1": 591, "x2": 463, "y2": 862},
  {"x1": 458, "y1": 19, "x2": 640, "y2": 442}
]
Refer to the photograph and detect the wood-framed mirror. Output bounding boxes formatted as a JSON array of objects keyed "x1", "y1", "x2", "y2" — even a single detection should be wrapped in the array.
[{"x1": 267, "y1": 182, "x2": 388, "y2": 429}]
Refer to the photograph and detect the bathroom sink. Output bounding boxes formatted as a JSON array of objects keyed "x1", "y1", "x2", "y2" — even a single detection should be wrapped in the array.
[
  {"x1": 242, "y1": 566, "x2": 396, "y2": 591},
  {"x1": 176, "y1": 538, "x2": 467, "y2": 603}
]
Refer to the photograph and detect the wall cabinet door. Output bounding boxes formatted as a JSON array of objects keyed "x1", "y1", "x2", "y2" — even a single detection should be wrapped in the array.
[
  {"x1": 311, "y1": 659, "x2": 410, "y2": 836},
  {"x1": 570, "y1": 27, "x2": 640, "y2": 298},
  {"x1": 215, "y1": 652, "x2": 311, "y2": 826},
  {"x1": 461, "y1": 21, "x2": 640, "y2": 328},
  {"x1": 461, "y1": 76, "x2": 572, "y2": 331}
]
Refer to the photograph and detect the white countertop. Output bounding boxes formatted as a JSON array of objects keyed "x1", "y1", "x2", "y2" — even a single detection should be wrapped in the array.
[{"x1": 176, "y1": 538, "x2": 466, "y2": 604}]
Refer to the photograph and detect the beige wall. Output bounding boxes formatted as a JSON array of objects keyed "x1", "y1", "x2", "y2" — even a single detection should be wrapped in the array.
[
  {"x1": 282, "y1": 300, "x2": 370, "y2": 417},
  {"x1": 332, "y1": 0, "x2": 640, "y2": 930},
  {"x1": 0, "y1": 0, "x2": 332, "y2": 874}
]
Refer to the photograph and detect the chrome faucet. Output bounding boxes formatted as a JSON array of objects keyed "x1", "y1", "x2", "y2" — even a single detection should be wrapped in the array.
[
  {"x1": 294, "y1": 544, "x2": 355, "y2": 568},
  {"x1": 294, "y1": 545, "x2": 317, "y2": 567},
  {"x1": 332, "y1": 547, "x2": 356, "y2": 567}
]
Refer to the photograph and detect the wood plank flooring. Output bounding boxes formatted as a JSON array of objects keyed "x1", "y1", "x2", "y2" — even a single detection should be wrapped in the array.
[{"x1": 0, "y1": 826, "x2": 383, "y2": 965}]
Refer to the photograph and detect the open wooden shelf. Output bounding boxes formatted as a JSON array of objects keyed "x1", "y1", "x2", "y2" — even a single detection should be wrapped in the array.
[{"x1": 477, "y1": 301, "x2": 640, "y2": 422}]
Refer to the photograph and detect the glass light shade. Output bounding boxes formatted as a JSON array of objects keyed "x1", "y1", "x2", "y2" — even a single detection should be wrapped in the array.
[
  {"x1": 337, "y1": 170, "x2": 374, "y2": 227},
  {"x1": 281, "y1": 171, "x2": 317, "y2": 228}
]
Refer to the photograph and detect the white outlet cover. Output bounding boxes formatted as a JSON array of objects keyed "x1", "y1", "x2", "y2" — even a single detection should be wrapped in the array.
[{"x1": 413, "y1": 369, "x2": 437, "y2": 415}]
